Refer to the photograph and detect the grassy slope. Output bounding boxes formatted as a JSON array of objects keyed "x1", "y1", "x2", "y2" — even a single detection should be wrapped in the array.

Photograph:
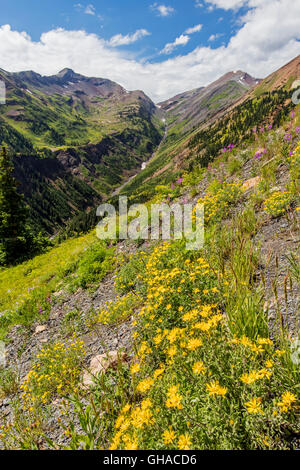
[{"x1": 0, "y1": 79, "x2": 156, "y2": 149}]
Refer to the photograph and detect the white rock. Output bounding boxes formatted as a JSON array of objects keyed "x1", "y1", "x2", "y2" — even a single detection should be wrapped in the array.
[
  {"x1": 34, "y1": 325, "x2": 47, "y2": 335},
  {"x1": 242, "y1": 176, "x2": 261, "y2": 191},
  {"x1": 82, "y1": 351, "x2": 127, "y2": 387}
]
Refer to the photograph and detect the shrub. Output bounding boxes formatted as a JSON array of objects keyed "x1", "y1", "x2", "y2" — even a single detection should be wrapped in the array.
[
  {"x1": 68, "y1": 241, "x2": 115, "y2": 289},
  {"x1": 197, "y1": 182, "x2": 243, "y2": 223},
  {"x1": 20, "y1": 337, "x2": 85, "y2": 407},
  {"x1": 227, "y1": 157, "x2": 242, "y2": 175},
  {"x1": 263, "y1": 191, "x2": 292, "y2": 218}
]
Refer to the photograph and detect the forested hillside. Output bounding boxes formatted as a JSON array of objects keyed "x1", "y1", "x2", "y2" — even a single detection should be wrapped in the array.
[{"x1": 0, "y1": 68, "x2": 163, "y2": 234}]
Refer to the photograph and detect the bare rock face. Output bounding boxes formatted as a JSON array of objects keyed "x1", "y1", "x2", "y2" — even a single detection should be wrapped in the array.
[
  {"x1": 82, "y1": 351, "x2": 128, "y2": 387},
  {"x1": 34, "y1": 325, "x2": 47, "y2": 335},
  {"x1": 242, "y1": 176, "x2": 261, "y2": 191}
]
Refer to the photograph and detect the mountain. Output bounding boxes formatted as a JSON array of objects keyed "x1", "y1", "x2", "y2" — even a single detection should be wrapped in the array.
[
  {"x1": 251, "y1": 54, "x2": 300, "y2": 97},
  {"x1": 117, "y1": 70, "x2": 259, "y2": 203},
  {"x1": 188, "y1": 54, "x2": 300, "y2": 167},
  {"x1": 1, "y1": 56, "x2": 299, "y2": 233},
  {"x1": 1, "y1": 57, "x2": 299, "y2": 453},
  {"x1": 119, "y1": 56, "x2": 300, "y2": 204},
  {"x1": 158, "y1": 70, "x2": 260, "y2": 131},
  {"x1": 0, "y1": 68, "x2": 163, "y2": 233}
]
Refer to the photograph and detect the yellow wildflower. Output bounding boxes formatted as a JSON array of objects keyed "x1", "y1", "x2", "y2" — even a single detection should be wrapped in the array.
[
  {"x1": 245, "y1": 397, "x2": 264, "y2": 415},
  {"x1": 162, "y1": 428, "x2": 176, "y2": 445},
  {"x1": 277, "y1": 391, "x2": 297, "y2": 413},
  {"x1": 206, "y1": 380, "x2": 227, "y2": 397},
  {"x1": 178, "y1": 434, "x2": 192, "y2": 450},
  {"x1": 192, "y1": 361, "x2": 206, "y2": 375}
]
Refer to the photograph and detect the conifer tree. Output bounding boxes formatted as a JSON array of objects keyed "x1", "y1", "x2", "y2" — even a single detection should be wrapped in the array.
[{"x1": 0, "y1": 146, "x2": 28, "y2": 263}]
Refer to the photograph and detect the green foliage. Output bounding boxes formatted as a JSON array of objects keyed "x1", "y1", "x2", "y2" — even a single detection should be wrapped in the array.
[
  {"x1": 0, "y1": 146, "x2": 49, "y2": 265},
  {"x1": 263, "y1": 191, "x2": 293, "y2": 218},
  {"x1": 115, "y1": 249, "x2": 150, "y2": 294},
  {"x1": 197, "y1": 181, "x2": 243, "y2": 224},
  {"x1": 189, "y1": 87, "x2": 293, "y2": 167},
  {"x1": 0, "y1": 367, "x2": 19, "y2": 398},
  {"x1": 68, "y1": 241, "x2": 115, "y2": 289},
  {"x1": 0, "y1": 231, "x2": 96, "y2": 338},
  {"x1": 227, "y1": 157, "x2": 243, "y2": 175}
]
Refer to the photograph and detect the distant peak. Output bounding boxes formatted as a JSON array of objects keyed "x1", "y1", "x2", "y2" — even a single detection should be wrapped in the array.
[
  {"x1": 56, "y1": 68, "x2": 76, "y2": 78},
  {"x1": 14, "y1": 70, "x2": 41, "y2": 78}
]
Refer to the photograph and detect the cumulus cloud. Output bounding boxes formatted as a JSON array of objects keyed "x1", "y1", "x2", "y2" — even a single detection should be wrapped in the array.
[
  {"x1": 160, "y1": 34, "x2": 190, "y2": 54},
  {"x1": 185, "y1": 24, "x2": 203, "y2": 34},
  {"x1": 151, "y1": 3, "x2": 175, "y2": 17},
  {"x1": 161, "y1": 24, "x2": 202, "y2": 55},
  {"x1": 109, "y1": 29, "x2": 150, "y2": 47},
  {"x1": 0, "y1": 1, "x2": 299, "y2": 102}
]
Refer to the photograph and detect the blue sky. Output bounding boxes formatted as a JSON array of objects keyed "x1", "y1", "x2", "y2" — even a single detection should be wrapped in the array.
[
  {"x1": 0, "y1": 0, "x2": 242, "y2": 58},
  {"x1": 0, "y1": 1, "x2": 299, "y2": 101}
]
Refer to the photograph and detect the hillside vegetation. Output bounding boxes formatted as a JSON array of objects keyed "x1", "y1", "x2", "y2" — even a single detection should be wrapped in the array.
[
  {"x1": 0, "y1": 68, "x2": 163, "y2": 234},
  {"x1": 0, "y1": 60, "x2": 299, "y2": 449}
]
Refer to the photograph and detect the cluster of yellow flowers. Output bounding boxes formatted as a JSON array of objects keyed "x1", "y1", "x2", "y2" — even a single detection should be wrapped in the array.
[
  {"x1": 240, "y1": 368, "x2": 272, "y2": 385},
  {"x1": 196, "y1": 182, "x2": 242, "y2": 223},
  {"x1": 263, "y1": 190, "x2": 292, "y2": 218},
  {"x1": 206, "y1": 380, "x2": 227, "y2": 397},
  {"x1": 166, "y1": 385, "x2": 183, "y2": 409},
  {"x1": 245, "y1": 397, "x2": 264, "y2": 415},
  {"x1": 110, "y1": 398, "x2": 154, "y2": 450},
  {"x1": 91, "y1": 292, "x2": 141, "y2": 326},
  {"x1": 277, "y1": 391, "x2": 297, "y2": 413},
  {"x1": 20, "y1": 337, "x2": 85, "y2": 407},
  {"x1": 109, "y1": 240, "x2": 298, "y2": 450},
  {"x1": 244, "y1": 390, "x2": 297, "y2": 416}
]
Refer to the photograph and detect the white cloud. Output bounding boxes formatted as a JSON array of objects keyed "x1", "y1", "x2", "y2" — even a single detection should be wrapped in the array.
[
  {"x1": 0, "y1": 1, "x2": 299, "y2": 102},
  {"x1": 160, "y1": 24, "x2": 202, "y2": 55},
  {"x1": 109, "y1": 29, "x2": 151, "y2": 47},
  {"x1": 151, "y1": 3, "x2": 175, "y2": 17},
  {"x1": 203, "y1": 0, "x2": 248, "y2": 9},
  {"x1": 208, "y1": 33, "x2": 223, "y2": 41},
  {"x1": 84, "y1": 4, "x2": 96, "y2": 15},
  {"x1": 74, "y1": 3, "x2": 96, "y2": 15},
  {"x1": 185, "y1": 24, "x2": 203, "y2": 34},
  {"x1": 194, "y1": 1, "x2": 204, "y2": 7},
  {"x1": 160, "y1": 34, "x2": 190, "y2": 55}
]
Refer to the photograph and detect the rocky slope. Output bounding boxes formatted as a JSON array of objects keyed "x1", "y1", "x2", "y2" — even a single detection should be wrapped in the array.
[{"x1": 158, "y1": 70, "x2": 260, "y2": 131}]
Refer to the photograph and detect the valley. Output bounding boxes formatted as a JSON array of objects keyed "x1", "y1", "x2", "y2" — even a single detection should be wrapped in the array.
[
  {"x1": 0, "y1": 68, "x2": 163, "y2": 233},
  {"x1": 0, "y1": 54, "x2": 299, "y2": 451}
]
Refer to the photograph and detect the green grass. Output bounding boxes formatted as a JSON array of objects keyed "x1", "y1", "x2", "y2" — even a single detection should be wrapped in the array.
[{"x1": 0, "y1": 231, "x2": 114, "y2": 339}]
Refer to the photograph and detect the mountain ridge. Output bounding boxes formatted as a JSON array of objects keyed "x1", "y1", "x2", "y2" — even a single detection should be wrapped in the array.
[
  {"x1": 0, "y1": 67, "x2": 163, "y2": 233},
  {"x1": 116, "y1": 55, "x2": 300, "y2": 204},
  {"x1": 158, "y1": 70, "x2": 260, "y2": 131}
]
